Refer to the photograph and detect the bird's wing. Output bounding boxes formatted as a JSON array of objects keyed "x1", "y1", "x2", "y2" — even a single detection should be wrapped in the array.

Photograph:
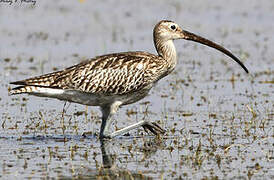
[
  {"x1": 10, "y1": 58, "x2": 92, "y2": 87},
  {"x1": 10, "y1": 52, "x2": 165, "y2": 95}
]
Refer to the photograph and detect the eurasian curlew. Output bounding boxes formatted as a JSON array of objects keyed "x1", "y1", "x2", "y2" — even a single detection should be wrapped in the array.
[{"x1": 9, "y1": 20, "x2": 249, "y2": 139}]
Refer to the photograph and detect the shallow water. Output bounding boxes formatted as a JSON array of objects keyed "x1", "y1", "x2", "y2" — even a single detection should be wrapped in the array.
[{"x1": 0, "y1": 0, "x2": 273, "y2": 179}]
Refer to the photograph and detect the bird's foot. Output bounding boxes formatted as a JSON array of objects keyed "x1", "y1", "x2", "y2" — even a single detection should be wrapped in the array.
[
  {"x1": 142, "y1": 122, "x2": 165, "y2": 135},
  {"x1": 99, "y1": 134, "x2": 112, "y2": 139},
  {"x1": 82, "y1": 131, "x2": 94, "y2": 138}
]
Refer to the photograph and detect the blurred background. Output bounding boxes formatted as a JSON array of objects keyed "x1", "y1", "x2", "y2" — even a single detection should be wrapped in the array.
[{"x1": 0, "y1": 0, "x2": 273, "y2": 179}]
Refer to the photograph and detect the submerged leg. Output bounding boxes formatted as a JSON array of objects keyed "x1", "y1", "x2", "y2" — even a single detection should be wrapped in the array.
[{"x1": 99, "y1": 101, "x2": 165, "y2": 139}]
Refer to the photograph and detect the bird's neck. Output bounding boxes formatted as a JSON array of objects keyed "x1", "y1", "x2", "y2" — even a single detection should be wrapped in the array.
[{"x1": 154, "y1": 39, "x2": 177, "y2": 72}]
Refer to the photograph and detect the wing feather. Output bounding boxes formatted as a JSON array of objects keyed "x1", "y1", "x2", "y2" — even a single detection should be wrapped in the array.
[{"x1": 10, "y1": 52, "x2": 166, "y2": 95}]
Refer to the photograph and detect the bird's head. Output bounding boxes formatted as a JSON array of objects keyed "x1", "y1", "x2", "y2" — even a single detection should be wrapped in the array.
[
  {"x1": 153, "y1": 20, "x2": 184, "y2": 41},
  {"x1": 153, "y1": 20, "x2": 249, "y2": 73}
]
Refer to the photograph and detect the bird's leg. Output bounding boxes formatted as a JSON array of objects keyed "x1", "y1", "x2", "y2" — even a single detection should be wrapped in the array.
[
  {"x1": 99, "y1": 105, "x2": 113, "y2": 139},
  {"x1": 99, "y1": 101, "x2": 165, "y2": 139},
  {"x1": 99, "y1": 101, "x2": 122, "y2": 139},
  {"x1": 110, "y1": 120, "x2": 165, "y2": 138}
]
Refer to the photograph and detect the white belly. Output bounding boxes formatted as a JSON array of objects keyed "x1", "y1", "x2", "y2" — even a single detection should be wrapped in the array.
[{"x1": 29, "y1": 87, "x2": 151, "y2": 107}]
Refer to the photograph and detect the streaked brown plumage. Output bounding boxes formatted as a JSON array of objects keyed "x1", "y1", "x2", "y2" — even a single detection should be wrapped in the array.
[
  {"x1": 11, "y1": 52, "x2": 169, "y2": 95},
  {"x1": 9, "y1": 20, "x2": 248, "y2": 139}
]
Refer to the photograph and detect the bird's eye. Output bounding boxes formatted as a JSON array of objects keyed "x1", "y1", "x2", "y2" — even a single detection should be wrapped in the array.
[{"x1": 170, "y1": 25, "x2": 176, "y2": 30}]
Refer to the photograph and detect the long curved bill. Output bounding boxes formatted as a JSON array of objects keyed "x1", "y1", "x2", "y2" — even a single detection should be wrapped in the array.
[{"x1": 180, "y1": 30, "x2": 249, "y2": 73}]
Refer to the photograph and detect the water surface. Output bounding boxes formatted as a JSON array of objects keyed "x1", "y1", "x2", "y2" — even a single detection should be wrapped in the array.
[{"x1": 0, "y1": 0, "x2": 273, "y2": 179}]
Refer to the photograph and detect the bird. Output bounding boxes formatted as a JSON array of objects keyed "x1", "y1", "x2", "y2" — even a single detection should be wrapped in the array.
[{"x1": 9, "y1": 20, "x2": 249, "y2": 139}]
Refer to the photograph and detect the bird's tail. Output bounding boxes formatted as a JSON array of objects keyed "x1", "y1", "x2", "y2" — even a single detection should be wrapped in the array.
[
  {"x1": 9, "y1": 85, "x2": 66, "y2": 98},
  {"x1": 8, "y1": 86, "x2": 36, "y2": 95}
]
